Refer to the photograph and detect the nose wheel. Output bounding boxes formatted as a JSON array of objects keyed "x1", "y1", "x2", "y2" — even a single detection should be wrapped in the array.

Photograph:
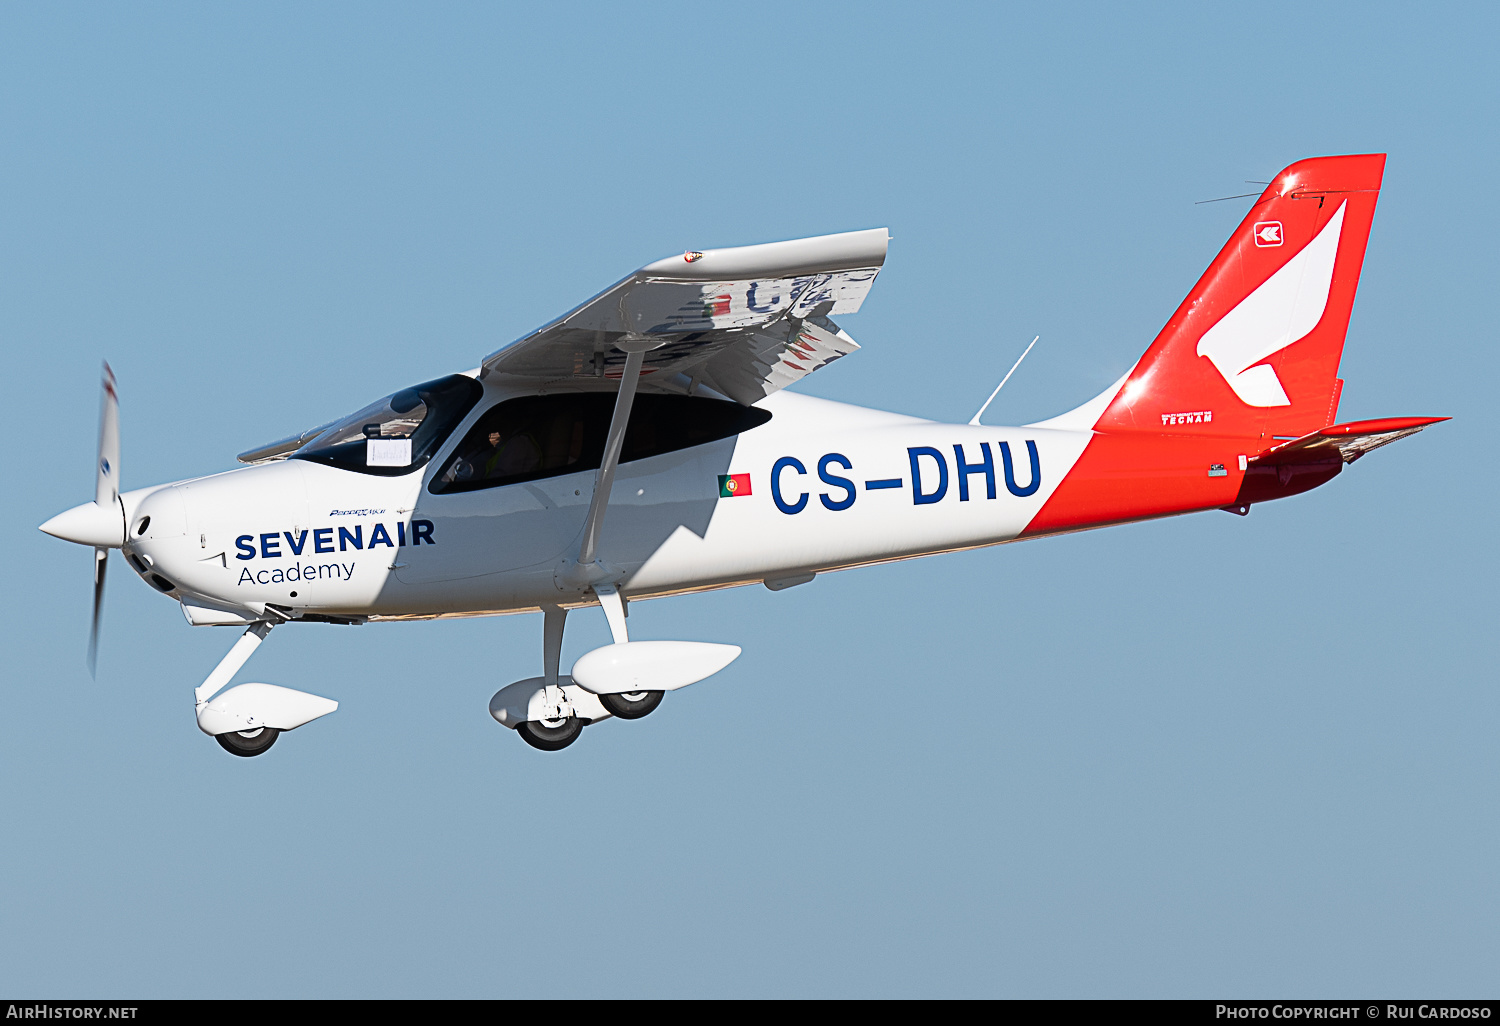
[
  {"x1": 215, "y1": 727, "x2": 280, "y2": 757},
  {"x1": 599, "y1": 690, "x2": 664, "y2": 720}
]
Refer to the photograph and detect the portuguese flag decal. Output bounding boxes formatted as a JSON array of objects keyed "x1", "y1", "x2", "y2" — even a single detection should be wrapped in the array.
[{"x1": 718, "y1": 473, "x2": 751, "y2": 498}]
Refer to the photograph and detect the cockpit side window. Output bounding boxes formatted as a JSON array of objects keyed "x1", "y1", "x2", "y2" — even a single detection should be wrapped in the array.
[
  {"x1": 429, "y1": 393, "x2": 771, "y2": 494},
  {"x1": 292, "y1": 374, "x2": 483, "y2": 477}
]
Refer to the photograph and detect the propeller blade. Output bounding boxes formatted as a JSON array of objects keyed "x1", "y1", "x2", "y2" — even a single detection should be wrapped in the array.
[
  {"x1": 90, "y1": 363, "x2": 119, "y2": 677},
  {"x1": 89, "y1": 547, "x2": 107, "y2": 677},
  {"x1": 97, "y1": 362, "x2": 119, "y2": 508}
]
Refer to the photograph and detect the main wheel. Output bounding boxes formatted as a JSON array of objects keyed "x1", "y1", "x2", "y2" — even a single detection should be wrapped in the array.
[
  {"x1": 599, "y1": 690, "x2": 664, "y2": 720},
  {"x1": 215, "y1": 727, "x2": 280, "y2": 757},
  {"x1": 517, "y1": 716, "x2": 584, "y2": 751}
]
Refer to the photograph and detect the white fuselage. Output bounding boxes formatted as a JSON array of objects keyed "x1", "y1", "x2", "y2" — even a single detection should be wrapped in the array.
[{"x1": 124, "y1": 383, "x2": 1093, "y2": 625}]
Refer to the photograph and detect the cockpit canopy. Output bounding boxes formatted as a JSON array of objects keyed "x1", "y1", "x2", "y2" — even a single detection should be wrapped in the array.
[
  {"x1": 286, "y1": 373, "x2": 773, "y2": 482},
  {"x1": 429, "y1": 392, "x2": 772, "y2": 494},
  {"x1": 291, "y1": 374, "x2": 482, "y2": 477}
]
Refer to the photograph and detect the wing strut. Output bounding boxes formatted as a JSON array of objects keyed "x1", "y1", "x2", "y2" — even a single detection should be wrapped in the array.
[
  {"x1": 578, "y1": 345, "x2": 649, "y2": 567},
  {"x1": 557, "y1": 337, "x2": 663, "y2": 595}
]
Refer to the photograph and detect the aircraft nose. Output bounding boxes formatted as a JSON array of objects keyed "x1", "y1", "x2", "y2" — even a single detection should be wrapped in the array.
[{"x1": 40, "y1": 500, "x2": 126, "y2": 547}]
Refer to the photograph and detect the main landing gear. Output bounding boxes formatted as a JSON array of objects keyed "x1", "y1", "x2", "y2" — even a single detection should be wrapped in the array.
[
  {"x1": 493, "y1": 595, "x2": 672, "y2": 753},
  {"x1": 216, "y1": 727, "x2": 280, "y2": 757},
  {"x1": 507, "y1": 602, "x2": 662, "y2": 752},
  {"x1": 522, "y1": 604, "x2": 594, "y2": 751},
  {"x1": 513, "y1": 688, "x2": 667, "y2": 753},
  {"x1": 599, "y1": 690, "x2": 664, "y2": 720},
  {"x1": 511, "y1": 603, "x2": 653, "y2": 752},
  {"x1": 490, "y1": 585, "x2": 743, "y2": 751},
  {"x1": 516, "y1": 716, "x2": 585, "y2": 751},
  {"x1": 580, "y1": 586, "x2": 663, "y2": 721}
]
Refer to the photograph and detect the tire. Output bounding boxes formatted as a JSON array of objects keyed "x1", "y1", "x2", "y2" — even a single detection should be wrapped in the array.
[
  {"x1": 599, "y1": 690, "x2": 664, "y2": 720},
  {"x1": 216, "y1": 727, "x2": 280, "y2": 757},
  {"x1": 517, "y1": 716, "x2": 584, "y2": 751}
]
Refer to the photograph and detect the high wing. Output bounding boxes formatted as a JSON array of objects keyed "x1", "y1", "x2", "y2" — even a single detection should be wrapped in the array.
[{"x1": 480, "y1": 228, "x2": 889, "y2": 405}]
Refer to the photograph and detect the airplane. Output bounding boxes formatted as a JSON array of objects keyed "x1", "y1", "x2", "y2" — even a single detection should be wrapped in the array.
[{"x1": 40, "y1": 152, "x2": 1445, "y2": 757}]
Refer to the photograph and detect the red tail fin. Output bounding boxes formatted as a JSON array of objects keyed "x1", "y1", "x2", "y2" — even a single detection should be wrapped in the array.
[{"x1": 1096, "y1": 153, "x2": 1385, "y2": 443}]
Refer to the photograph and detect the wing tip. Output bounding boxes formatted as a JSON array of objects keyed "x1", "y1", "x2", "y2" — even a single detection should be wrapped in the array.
[{"x1": 641, "y1": 227, "x2": 890, "y2": 280}]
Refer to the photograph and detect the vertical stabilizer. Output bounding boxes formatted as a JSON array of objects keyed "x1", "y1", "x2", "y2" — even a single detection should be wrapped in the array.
[{"x1": 1094, "y1": 153, "x2": 1385, "y2": 443}]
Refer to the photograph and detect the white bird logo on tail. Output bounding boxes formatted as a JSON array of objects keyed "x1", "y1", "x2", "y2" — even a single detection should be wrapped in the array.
[{"x1": 1197, "y1": 201, "x2": 1346, "y2": 407}]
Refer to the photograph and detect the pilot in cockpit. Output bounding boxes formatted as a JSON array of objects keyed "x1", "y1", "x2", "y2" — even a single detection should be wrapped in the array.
[
  {"x1": 446, "y1": 426, "x2": 542, "y2": 485},
  {"x1": 483, "y1": 429, "x2": 541, "y2": 479}
]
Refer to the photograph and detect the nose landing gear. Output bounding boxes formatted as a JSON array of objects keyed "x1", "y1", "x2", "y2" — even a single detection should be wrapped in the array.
[{"x1": 193, "y1": 621, "x2": 340, "y2": 757}]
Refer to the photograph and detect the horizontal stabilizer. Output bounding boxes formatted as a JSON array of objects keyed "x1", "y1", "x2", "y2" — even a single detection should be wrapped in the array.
[{"x1": 1251, "y1": 416, "x2": 1449, "y2": 466}]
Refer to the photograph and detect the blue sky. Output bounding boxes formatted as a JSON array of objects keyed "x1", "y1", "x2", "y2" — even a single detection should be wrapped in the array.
[{"x1": 2, "y1": 2, "x2": 1495, "y2": 997}]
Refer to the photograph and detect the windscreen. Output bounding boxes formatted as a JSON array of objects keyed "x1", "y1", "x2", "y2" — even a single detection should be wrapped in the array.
[{"x1": 292, "y1": 374, "x2": 482, "y2": 477}]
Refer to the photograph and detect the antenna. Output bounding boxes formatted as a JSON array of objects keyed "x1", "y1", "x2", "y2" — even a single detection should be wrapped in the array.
[
  {"x1": 1196, "y1": 181, "x2": 1271, "y2": 205},
  {"x1": 970, "y1": 335, "x2": 1039, "y2": 426},
  {"x1": 1194, "y1": 192, "x2": 1262, "y2": 205}
]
